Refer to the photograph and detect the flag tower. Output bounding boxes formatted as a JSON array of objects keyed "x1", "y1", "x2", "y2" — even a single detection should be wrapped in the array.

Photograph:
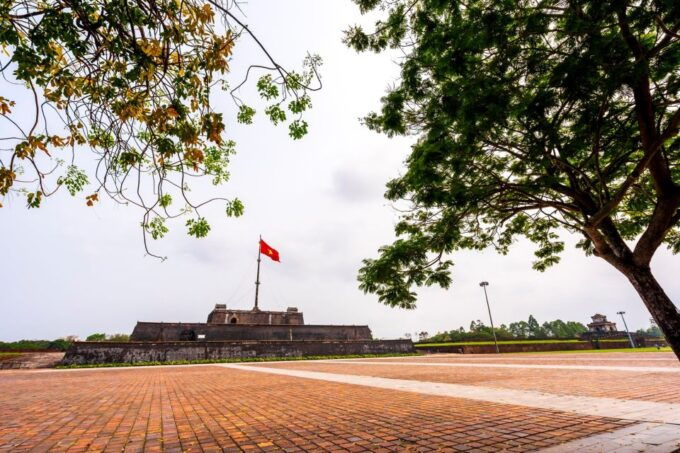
[
  {"x1": 254, "y1": 236, "x2": 280, "y2": 310},
  {"x1": 254, "y1": 236, "x2": 262, "y2": 310}
]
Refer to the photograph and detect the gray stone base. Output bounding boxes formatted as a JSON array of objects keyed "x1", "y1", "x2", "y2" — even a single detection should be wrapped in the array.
[
  {"x1": 0, "y1": 352, "x2": 65, "y2": 369},
  {"x1": 61, "y1": 340, "x2": 415, "y2": 365}
]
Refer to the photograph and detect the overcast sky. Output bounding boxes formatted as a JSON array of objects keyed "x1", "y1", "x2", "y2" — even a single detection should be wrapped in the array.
[{"x1": 2, "y1": 1, "x2": 678, "y2": 341}]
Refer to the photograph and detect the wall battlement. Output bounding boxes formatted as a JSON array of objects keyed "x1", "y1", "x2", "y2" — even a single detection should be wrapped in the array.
[
  {"x1": 130, "y1": 321, "x2": 373, "y2": 341},
  {"x1": 207, "y1": 304, "x2": 304, "y2": 325}
]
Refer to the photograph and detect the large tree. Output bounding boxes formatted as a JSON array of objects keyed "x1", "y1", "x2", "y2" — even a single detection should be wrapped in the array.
[
  {"x1": 1, "y1": 0, "x2": 320, "y2": 257},
  {"x1": 346, "y1": 0, "x2": 680, "y2": 358}
]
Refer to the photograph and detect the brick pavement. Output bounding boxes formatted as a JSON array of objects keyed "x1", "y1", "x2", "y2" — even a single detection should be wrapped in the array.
[
  {"x1": 539, "y1": 422, "x2": 680, "y2": 452},
  {"x1": 258, "y1": 356, "x2": 680, "y2": 404},
  {"x1": 0, "y1": 365, "x2": 634, "y2": 452},
  {"x1": 226, "y1": 363, "x2": 680, "y2": 425},
  {"x1": 361, "y1": 352, "x2": 679, "y2": 368}
]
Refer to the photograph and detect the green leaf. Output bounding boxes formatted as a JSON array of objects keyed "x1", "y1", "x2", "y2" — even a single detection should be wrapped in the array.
[
  {"x1": 264, "y1": 105, "x2": 287, "y2": 125},
  {"x1": 146, "y1": 217, "x2": 169, "y2": 240},
  {"x1": 57, "y1": 165, "x2": 89, "y2": 196},
  {"x1": 225, "y1": 198, "x2": 244, "y2": 217},
  {"x1": 237, "y1": 105, "x2": 256, "y2": 124},
  {"x1": 159, "y1": 194, "x2": 172, "y2": 208},
  {"x1": 288, "y1": 120, "x2": 308, "y2": 139},
  {"x1": 26, "y1": 191, "x2": 42, "y2": 209},
  {"x1": 288, "y1": 95, "x2": 311, "y2": 114},
  {"x1": 256, "y1": 75, "x2": 279, "y2": 100},
  {"x1": 204, "y1": 141, "x2": 235, "y2": 185},
  {"x1": 186, "y1": 217, "x2": 210, "y2": 238}
]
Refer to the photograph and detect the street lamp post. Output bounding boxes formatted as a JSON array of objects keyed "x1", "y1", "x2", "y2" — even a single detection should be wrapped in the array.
[
  {"x1": 617, "y1": 311, "x2": 636, "y2": 348},
  {"x1": 479, "y1": 281, "x2": 500, "y2": 354}
]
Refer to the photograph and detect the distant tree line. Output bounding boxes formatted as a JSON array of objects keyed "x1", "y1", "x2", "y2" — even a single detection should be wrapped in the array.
[
  {"x1": 0, "y1": 338, "x2": 73, "y2": 351},
  {"x1": 636, "y1": 325, "x2": 663, "y2": 338},
  {"x1": 85, "y1": 333, "x2": 130, "y2": 342},
  {"x1": 423, "y1": 315, "x2": 589, "y2": 343},
  {"x1": 0, "y1": 333, "x2": 130, "y2": 351}
]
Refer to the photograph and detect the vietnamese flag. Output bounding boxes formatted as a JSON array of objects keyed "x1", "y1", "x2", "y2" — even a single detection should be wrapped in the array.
[{"x1": 259, "y1": 239, "x2": 280, "y2": 262}]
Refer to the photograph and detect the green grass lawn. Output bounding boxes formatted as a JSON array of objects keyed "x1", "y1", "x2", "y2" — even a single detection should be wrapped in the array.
[
  {"x1": 416, "y1": 339, "x2": 640, "y2": 347},
  {"x1": 527, "y1": 346, "x2": 672, "y2": 354},
  {"x1": 417, "y1": 340, "x2": 585, "y2": 347}
]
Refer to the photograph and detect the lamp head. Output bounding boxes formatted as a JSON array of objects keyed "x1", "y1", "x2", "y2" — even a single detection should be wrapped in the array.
[{"x1": 479, "y1": 281, "x2": 489, "y2": 287}]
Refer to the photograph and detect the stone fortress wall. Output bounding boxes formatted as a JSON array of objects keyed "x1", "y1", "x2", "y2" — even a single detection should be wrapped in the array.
[
  {"x1": 61, "y1": 339, "x2": 414, "y2": 365},
  {"x1": 129, "y1": 304, "x2": 373, "y2": 341},
  {"x1": 130, "y1": 322, "x2": 373, "y2": 342},
  {"x1": 63, "y1": 303, "x2": 411, "y2": 364}
]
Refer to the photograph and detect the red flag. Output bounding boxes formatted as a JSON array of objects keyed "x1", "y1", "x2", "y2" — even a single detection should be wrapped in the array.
[{"x1": 259, "y1": 239, "x2": 280, "y2": 262}]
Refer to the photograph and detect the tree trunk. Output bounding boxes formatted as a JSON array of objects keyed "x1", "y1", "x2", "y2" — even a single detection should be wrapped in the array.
[{"x1": 623, "y1": 266, "x2": 680, "y2": 360}]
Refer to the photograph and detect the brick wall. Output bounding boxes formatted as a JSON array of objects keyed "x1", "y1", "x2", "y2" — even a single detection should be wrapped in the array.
[
  {"x1": 206, "y1": 306, "x2": 305, "y2": 325},
  {"x1": 130, "y1": 322, "x2": 373, "y2": 341}
]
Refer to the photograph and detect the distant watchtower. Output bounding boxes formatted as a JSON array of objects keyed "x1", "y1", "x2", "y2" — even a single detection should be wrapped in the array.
[{"x1": 587, "y1": 314, "x2": 618, "y2": 333}]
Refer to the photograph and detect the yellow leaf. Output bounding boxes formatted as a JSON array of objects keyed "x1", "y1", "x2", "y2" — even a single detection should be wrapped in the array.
[
  {"x1": 199, "y1": 4, "x2": 214, "y2": 22},
  {"x1": 85, "y1": 193, "x2": 99, "y2": 206}
]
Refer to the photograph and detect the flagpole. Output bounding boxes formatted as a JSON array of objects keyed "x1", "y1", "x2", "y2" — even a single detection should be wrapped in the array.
[{"x1": 254, "y1": 235, "x2": 262, "y2": 311}]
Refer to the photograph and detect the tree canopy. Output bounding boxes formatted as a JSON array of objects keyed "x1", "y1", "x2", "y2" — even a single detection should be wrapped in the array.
[
  {"x1": 86, "y1": 333, "x2": 129, "y2": 342},
  {"x1": 425, "y1": 315, "x2": 588, "y2": 342},
  {"x1": 0, "y1": 338, "x2": 73, "y2": 351},
  {"x1": 1, "y1": 0, "x2": 320, "y2": 257},
  {"x1": 636, "y1": 324, "x2": 663, "y2": 337},
  {"x1": 346, "y1": 0, "x2": 680, "y2": 357},
  {"x1": 85, "y1": 333, "x2": 106, "y2": 342}
]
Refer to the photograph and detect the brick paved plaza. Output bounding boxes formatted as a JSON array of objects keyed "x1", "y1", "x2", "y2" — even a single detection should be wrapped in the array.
[{"x1": 0, "y1": 352, "x2": 678, "y2": 452}]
